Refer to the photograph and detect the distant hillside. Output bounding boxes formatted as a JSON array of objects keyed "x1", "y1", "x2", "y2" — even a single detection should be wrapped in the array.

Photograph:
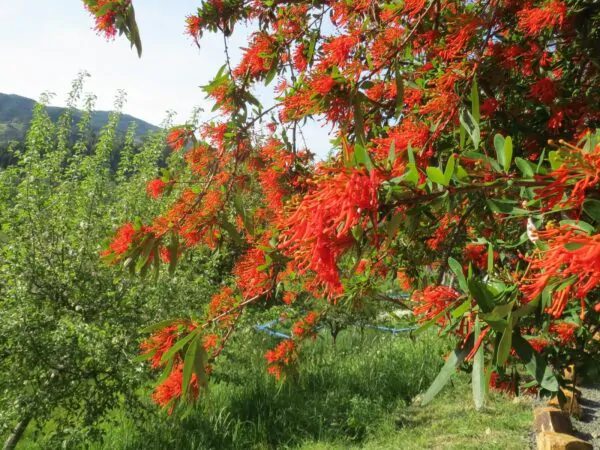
[{"x1": 0, "y1": 93, "x2": 160, "y2": 143}]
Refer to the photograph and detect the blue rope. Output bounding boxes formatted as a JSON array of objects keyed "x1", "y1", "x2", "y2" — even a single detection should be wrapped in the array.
[{"x1": 255, "y1": 319, "x2": 415, "y2": 339}]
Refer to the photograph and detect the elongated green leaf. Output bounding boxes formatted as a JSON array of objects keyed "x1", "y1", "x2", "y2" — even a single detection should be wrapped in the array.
[
  {"x1": 512, "y1": 335, "x2": 559, "y2": 392},
  {"x1": 515, "y1": 157, "x2": 534, "y2": 178},
  {"x1": 161, "y1": 330, "x2": 198, "y2": 363},
  {"x1": 503, "y1": 137, "x2": 513, "y2": 172},
  {"x1": 451, "y1": 299, "x2": 471, "y2": 318},
  {"x1": 182, "y1": 337, "x2": 198, "y2": 397},
  {"x1": 422, "y1": 335, "x2": 474, "y2": 405},
  {"x1": 496, "y1": 314, "x2": 513, "y2": 366},
  {"x1": 472, "y1": 318, "x2": 486, "y2": 410},
  {"x1": 444, "y1": 155, "x2": 455, "y2": 184},
  {"x1": 487, "y1": 242, "x2": 494, "y2": 275},
  {"x1": 426, "y1": 166, "x2": 447, "y2": 186},
  {"x1": 583, "y1": 199, "x2": 600, "y2": 222},
  {"x1": 468, "y1": 279, "x2": 495, "y2": 313},
  {"x1": 448, "y1": 257, "x2": 468, "y2": 293},
  {"x1": 471, "y1": 78, "x2": 480, "y2": 125},
  {"x1": 388, "y1": 139, "x2": 397, "y2": 164},
  {"x1": 195, "y1": 346, "x2": 209, "y2": 388},
  {"x1": 459, "y1": 109, "x2": 480, "y2": 149}
]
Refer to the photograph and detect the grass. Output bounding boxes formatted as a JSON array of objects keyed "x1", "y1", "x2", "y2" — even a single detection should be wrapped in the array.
[{"x1": 82, "y1": 327, "x2": 532, "y2": 450}]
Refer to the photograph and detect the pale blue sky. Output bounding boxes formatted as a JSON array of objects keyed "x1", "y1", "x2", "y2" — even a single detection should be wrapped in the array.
[{"x1": 0, "y1": 0, "x2": 332, "y2": 157}]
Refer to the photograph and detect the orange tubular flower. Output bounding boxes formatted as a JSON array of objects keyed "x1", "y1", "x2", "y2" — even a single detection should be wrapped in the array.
[
  {"x1": 517, "y1": 0, "x2": 567, "y2": 37},
  {"x1": 520, "y1": 226, "x2": 600, "y2": 319},
  {"x1": 278, "y1": 168, "x2": 381, "y2": 297},
  {"x1": 140, "y1": 324, "x2": 184, "y2": 369},
  {"x1": 233, "y1": 247, "x2": 272, "y2": 299},
  {"x1": 234, "y1": 33, "x2": 276, "y2": 79},
  {"x1": 265, "y1": 339, "x2": 297, "y2": 380},
  {"x1": 146, "y1": 178, "x2": 166, "y2": 199},
  {"x1": 411, "y1": 286, "x2": 462, "y2": 326},
  {"x1": 549, "y1": 322, "x2": 578, "y2": 345},
  {"x1": 151, "y1": 363, "x2": 198, "y2": 413}
]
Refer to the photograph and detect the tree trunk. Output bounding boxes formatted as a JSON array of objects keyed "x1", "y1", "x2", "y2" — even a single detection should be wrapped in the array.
[{"x1": 3, "y1": 416, "x2": 31, "y2": 450}]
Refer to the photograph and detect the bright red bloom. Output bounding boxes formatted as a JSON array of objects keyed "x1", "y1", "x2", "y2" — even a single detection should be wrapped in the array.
[
  {"x1": 521, "y1": 226, "x2": 600, "y2": 319},
  {"x1": 233, "y1": 248, "x2": 271, "y2": 299},
  {"x1": 278, "y1": 169, "x2": 380, "y2": 297},
  {"x1": 549, "y1": 322, "x2": 578, "y2": 345},
  {"x1": 489, "y1": 372, "x2": 515, "y2": 395},
  {"x1": 320, "y1": 35, "x2": 358, "y2": 68},
  {"x1": 84, "y1": 0, "x2": 130, "y2": 39},
  {"x1": 292, "y1": 311, "x2": 318, "y2": 338},
  {"x1": 151, "y1": 363, "x2": 198, "y2": 412},
  {"x1": 411, "y1": 286, "x2": 462, "y2": 326},
  {"x1": 528, "y1": 337, "x2": 550, "y2": 353},
  {"x1": 167, "y1": 128, "x2": 192, "y2": 151},
  {"x1": 146, "y1": 178, "x2": 166, "y2": 199},
  {"x1": 186, "y1": 15, "x2": 202, "y2": 41},
  {"x1": 203, "y1": 334, "x2": 219, "y2": 351},
  {"x1": 265, "y1": 339, "x2": 297, "y2": 380},
  {"x1": 530, "y1": 78, "x2": 557, "y2": 104},
  {"x1": 108, "y1": 223, "x2": 136, "y2": 254},
  {"x1": 234, "y1": 33, "x2": 276, "y2": 78},
  {"x1": 518, "y1": 0, "x2": 567, "y2": 37},
  {"x1": 427, "y1": 214, "x2": 461, "y2": 251},
  {"x1": 140, "y1": 324, "x2": 182, "y2": 369}
]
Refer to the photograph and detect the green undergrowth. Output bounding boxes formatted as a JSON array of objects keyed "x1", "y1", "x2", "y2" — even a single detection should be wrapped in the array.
[{"x1": 18, "y1": 328, "x2": 532, "y2": 449}]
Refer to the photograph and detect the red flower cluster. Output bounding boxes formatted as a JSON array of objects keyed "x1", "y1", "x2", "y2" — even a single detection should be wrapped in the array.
[
  {"x1": 411, "y1": 286, "x2": 462, "y2": 326},
  {"x1": 549, "y1": 322, "x2": 578, "y2": 345},
  {"x1": 84, "y1": 0, "x2": 130, "y2": 39},
  {"x1": 140, "y1": 324, "x2": 182, "y2": 368},
  {"x1": 517, "y1": 0, "x2": 567, "y2": 37},
  {"x1": 234, "y1": 33, "x2": 276, "y2": 79},
  {"x1": 146, "y1": 178, "x2": 166, "y2": 199},
  {"x1": 291, "y1": 311, "x2": 318, "y2": 338},
  {"x1": 265, "y1": 339, "x2": 297, "y2": 380},
  {"x1": 521, "y1": 226, "x2": 600, "y2": 319},
  {"x1": 151, "y1": 363, "x2": 198, "y2": 412},
  {"x1": 278, "y1": 169, "x2": 380, "y2": 297}
]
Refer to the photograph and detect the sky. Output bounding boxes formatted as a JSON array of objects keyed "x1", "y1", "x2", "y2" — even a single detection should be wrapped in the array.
[{"x1": 0, "y1": 0, "x2": 333, "y2": 157}]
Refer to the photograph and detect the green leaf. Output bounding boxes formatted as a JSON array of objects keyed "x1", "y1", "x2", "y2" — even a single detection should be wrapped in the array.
[
  {"x1": 487, "y1": 242, "x2": 494, "y2": 275},
  {"x1": 161, "y1": 330, "x2": 198, "y2": 363},
  {"x1": 387, "y1": 139, "x2": 396, "y2": 165},
  {"x1": 448, "y1": 257, "x2": 468, "y2": 293},
  {"x1": 503, "y1": 136, "x2": 513, "y2": 173},
  {"x1": 496, "y1": 313, "x2": 513, "y2": 366},
  {"x1": 182, "y1": 337, "x2": 198, "y2": 397},
  {"x1": 353, "y1": 142, "x2": 374, "y2": 172},
  {"x1": 515, "y1": 157, "x2": 534, "y2": 178},
  {"x1": 422, "y1": 335, "x2": 474, "y2": 405},
  {"x1": 548, "y1": 151, "x2": 563, "y2": 170},
  {"x1": 471, "y1": 78, "x2": 480, "y2": 125},
  {"x1": 426, "y1": 166, "x2": 447, "y2": 186},
  {"x1": 472, "y1": 318, "x2": 486, "y2": 410},
  {"x1": 451, "y1": 299, "x2": 471, "y2": 318},
  {"x1": 459, "y1": 109, "x2": 480, "y2": 149},
  {"x1": 444, "y1": 155, "x2": 455, "y2": 184},
  {"x1": 468, "y1": 279, "x2": 495, "y2": 313},
  {"x1": 583, "y1": 199, "x2": 600, "y2": 222},
  {"x1": 195, "y1": 346, "x2": 209, "y2": 388},
  {"x1": 512, "y1": 335, "x2": 559, "y2": 392}
]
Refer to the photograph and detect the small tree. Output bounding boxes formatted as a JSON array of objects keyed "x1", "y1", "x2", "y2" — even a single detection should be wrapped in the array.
[
  {"x1": 0, "y1": 74, "x2": 224, "y2": 447},
  {"x1": 83, "y1": 0, "x2": 600, "y2": 413}
]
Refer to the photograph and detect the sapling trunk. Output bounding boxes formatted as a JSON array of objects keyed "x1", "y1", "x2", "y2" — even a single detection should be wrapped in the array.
[{"x1": 3, "y1": 416, "x2": 31, "y2": 450}]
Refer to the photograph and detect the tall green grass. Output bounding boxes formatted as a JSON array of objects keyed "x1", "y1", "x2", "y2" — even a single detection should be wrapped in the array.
[
  {"x1": 18, "y1": 326, "x2": 533, "y2": 449},
  {"x1": 96, "y1": 329, "x2": 452, "y2": 450}
]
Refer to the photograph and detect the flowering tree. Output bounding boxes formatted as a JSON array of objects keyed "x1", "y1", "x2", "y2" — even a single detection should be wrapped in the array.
[{"x1": 84, "y1": 0, "x2": 600, "y2": 412}]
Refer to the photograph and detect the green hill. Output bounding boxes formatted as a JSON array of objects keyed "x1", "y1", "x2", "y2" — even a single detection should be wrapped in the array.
[{"x1": 0, "y1": 92, "x2": 160, "y2": 144}]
